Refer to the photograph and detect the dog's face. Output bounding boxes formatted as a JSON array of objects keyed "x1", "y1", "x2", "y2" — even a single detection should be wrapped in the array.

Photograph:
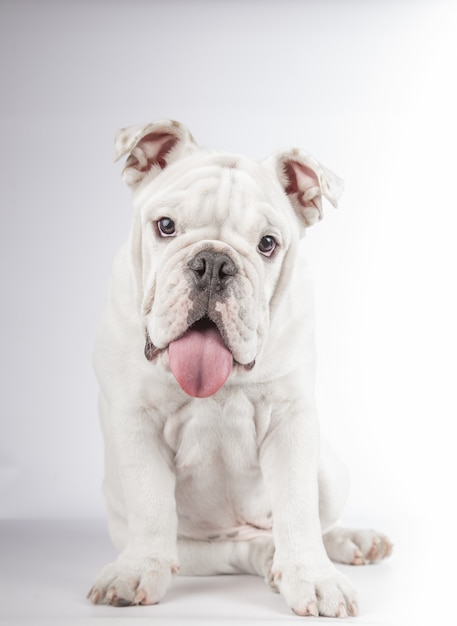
[{"x1": 115, "y1": 120, "x2": 343, "y2": 397}]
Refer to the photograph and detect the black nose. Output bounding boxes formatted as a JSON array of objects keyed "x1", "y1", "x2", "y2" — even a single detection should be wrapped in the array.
[{"x1": 189, "y1": 250, "x2": 237, "y2": 292}]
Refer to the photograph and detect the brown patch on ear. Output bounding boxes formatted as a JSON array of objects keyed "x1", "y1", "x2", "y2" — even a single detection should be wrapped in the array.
[
  {"x1": 283, "y1": 161, "x2": 299, "y2": 195},
  {"x1": 125, "y1": 133, "x2": 179, "y2": 176},
  {"x1": 283, "y1": 160, "x2": 321, "y2": 204},
  {"x1": 147, "y1": 134, "x2": 178, "y2": 170},
  {"x1": 282, "y1": 159, "x2": 323, "y2": 225},
  {"x1": 270, "y1": 148, "x2": 344, "y2": 229},
  {"x1": 114, "y1": 119, "x2": 195, "y2": 187}
]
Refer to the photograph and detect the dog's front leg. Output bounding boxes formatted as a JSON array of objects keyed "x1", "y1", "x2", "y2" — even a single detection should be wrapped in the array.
[
  {"x1": 89, "y1": 404, "x2": 178, "y2": 607},
  {"x1": 260, "y1": 404, "x2": 358, "y2": 618}
]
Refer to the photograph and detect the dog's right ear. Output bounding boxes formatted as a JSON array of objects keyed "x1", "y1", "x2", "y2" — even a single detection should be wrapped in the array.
[{"x1": 114, "y1": 120, "x2": 196, "y2": 187}]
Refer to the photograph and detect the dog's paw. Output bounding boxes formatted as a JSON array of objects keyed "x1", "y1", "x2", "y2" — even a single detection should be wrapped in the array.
[
  {"x1": 273, "y1": 562, "x2": 358, "y2": 618},
  {"x1": 323, "y1": 527, "x2": 393, "y2": 566},
  {"x1": 88, "y1": 554, "x2": 178, "y2": 607}
]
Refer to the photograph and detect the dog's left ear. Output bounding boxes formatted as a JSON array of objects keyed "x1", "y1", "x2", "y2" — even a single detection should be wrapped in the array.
[
  {"x1": 271, "y1": 149, "x2": 344, "y2": 227},
  {"x1": 114, "y1": 119, "x2": 196, "y2": 187}
]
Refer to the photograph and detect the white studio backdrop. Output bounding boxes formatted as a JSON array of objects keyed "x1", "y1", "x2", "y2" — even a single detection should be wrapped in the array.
[{"x1": 0, "y1": 0, "x2": 455, "y2": 582}]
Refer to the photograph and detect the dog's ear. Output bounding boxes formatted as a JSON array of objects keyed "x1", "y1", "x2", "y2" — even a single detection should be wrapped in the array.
[
  {"x1": 271, "y1": 149, "x2": 344, "y2": 227},
  {"x1": 114, "y1": 120, "x2": 196, "y2": 187}
]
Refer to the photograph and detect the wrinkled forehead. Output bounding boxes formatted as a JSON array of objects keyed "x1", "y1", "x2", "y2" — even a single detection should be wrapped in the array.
[{"x1": 136, "y1": 153, "x2": 293, "y2": 237}]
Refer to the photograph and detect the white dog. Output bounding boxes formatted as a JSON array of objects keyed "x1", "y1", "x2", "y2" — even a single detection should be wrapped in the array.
[{"x1": 88, "y1": 120, "x2": 391, "y2": 618}]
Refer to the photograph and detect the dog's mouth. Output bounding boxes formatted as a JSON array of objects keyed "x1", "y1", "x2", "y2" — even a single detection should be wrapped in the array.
[
  {"x1": 167, "y1": 317, "x2": 233, "y2": 398},
  {"x1": 145, "y1": 317, "x2": 256, "y2": 398}
]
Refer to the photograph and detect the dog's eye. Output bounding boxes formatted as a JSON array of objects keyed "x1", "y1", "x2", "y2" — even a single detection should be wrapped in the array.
[
  {"x1": 157, "y1": 217, "x2": 176, "y2": 237},
  {"x1": 257, "y1": 235, "x2": 277, "y2": 257}
]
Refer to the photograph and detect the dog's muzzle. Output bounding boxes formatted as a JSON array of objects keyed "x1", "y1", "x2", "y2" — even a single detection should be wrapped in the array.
[{"x1": 145, "y1": 248, "x2": 247, "y2": 399}]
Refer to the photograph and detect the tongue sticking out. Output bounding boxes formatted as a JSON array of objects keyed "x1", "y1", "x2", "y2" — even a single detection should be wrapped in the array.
[{"x1": 168, "y1": 324, "x2": 233, "y2": 398}]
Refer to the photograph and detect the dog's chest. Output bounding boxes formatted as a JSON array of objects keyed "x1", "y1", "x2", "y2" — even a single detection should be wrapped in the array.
[
  {"x1": 164, "y1": 390, "x2": 259, "y2": 469},
  {"x1": 162, "y1": 388, "x2": 273, "y2": 539}
]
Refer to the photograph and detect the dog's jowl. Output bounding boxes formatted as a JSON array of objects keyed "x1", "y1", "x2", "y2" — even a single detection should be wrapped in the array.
[{"x1": 88, "y1": 120, "x2": 392, "y2": 617}]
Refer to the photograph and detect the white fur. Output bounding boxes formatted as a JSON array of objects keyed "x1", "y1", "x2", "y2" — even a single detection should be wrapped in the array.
[{"x1": 88, "y1": 120, "x2": 391, "y2": 616}]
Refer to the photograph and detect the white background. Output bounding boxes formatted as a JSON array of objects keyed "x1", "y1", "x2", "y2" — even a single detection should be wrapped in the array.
[{"x1": 1, "y1": 0, "x2": 456, "y2": 623}]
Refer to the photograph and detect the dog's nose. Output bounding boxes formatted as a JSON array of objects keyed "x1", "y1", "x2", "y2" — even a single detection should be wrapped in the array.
[{"x1": 189, "y1": 250, "x2": 237, "y2": 292}]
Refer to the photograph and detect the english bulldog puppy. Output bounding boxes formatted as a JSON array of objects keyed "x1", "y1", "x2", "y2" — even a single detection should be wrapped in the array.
[{"x1": 88, "y1": 120, "x2": 392, "y2": 617}]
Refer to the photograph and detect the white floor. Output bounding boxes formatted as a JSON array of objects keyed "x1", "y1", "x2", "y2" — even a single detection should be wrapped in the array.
[{"x1": 0, "y1": 519, "x2": 439, "y2": 626}]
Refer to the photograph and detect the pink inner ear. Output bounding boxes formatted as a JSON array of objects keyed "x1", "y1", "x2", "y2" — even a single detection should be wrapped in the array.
[
  {"x1": 284, "y1": 160, "x2": 320, "y2": 196},
  {"x1": 136, "y1": 132, "x2": 179, "y2": 171}
]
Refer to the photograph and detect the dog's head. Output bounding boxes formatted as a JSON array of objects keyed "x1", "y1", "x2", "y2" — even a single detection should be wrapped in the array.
[{"x1": 115, "y1": 120, "x2": 343, "y2": 398}]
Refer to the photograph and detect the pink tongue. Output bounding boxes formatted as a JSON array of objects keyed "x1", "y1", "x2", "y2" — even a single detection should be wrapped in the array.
[{"x1": 168, "y1": 325, "x2": 233, "y2": 398}]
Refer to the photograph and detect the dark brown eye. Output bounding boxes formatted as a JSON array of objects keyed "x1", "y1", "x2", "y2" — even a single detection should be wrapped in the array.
[
  {"x1": 258, "y1": 235, "x2": 277, "y2": 257},
  {"x1": 157, "y1": 217, "x2": 176, "y2": 237}
]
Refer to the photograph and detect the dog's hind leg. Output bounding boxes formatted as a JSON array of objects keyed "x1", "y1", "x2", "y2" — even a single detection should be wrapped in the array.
[
  {"x1": 177, "y1": 537, "x2": 276, "y2": 586},
  {"x1": 323, "y1": 527, "x2": 393, "y2": 565},
  {"x1": 318, "y1": 442, "x2": 393, "y2": 565}
]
